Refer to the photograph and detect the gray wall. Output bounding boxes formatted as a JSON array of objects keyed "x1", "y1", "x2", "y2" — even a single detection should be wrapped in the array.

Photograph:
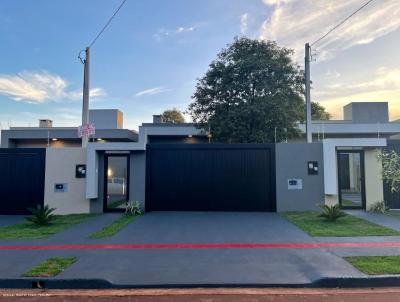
[
  {"x1": 275, "y1": 143, "x2": 325, "y2": 212},
  {"x1": 130, "y1": 151, "x2": 146, "y2": 210},
  {"x1": 343, "y1": 102, "x2": 389, "y2": 123},
  {"x1": 90, "y1": 152, "x2": 105, "y2": 213},
  {"x1": 89, "y1": 109, "x2": 123, "y2": 129},
  {"x1": 44, "y1": 148, "x2": 90, "y2": 214}
]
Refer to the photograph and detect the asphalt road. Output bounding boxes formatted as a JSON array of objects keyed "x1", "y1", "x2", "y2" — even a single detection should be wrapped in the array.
[{"x1": 1, "y1": 288, "x2": 400, "y2": 302}]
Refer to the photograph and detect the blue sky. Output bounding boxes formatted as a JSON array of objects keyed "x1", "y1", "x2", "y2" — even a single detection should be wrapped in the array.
[{"x1": 1, "y1": 0, "x2": 400, "y2": 130}]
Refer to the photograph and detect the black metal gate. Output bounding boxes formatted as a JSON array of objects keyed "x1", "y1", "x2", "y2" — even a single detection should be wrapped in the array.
[
  {"x1": 146, "y1": 144, "x2": 276, "y2": 212},
  {"x1": 0, "y1": 149, "x2": 45, "y2": 214}
]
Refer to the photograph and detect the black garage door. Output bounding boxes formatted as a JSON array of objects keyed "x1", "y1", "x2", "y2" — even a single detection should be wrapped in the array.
[
  {"x1": 0, "y1": 149, "x2": 45, "y2": 214},
  {"x1": 146, "y1": 144, "x2": 276, "y2": 212}
]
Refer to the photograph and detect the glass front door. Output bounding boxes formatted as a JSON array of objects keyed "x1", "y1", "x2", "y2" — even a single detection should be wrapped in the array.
[
  {"x1": 337, "y1": 150, "x2": 365, "y2": 209},
  {"x1": 104, "y1": 155, "x2": 129, "y2": 211}
]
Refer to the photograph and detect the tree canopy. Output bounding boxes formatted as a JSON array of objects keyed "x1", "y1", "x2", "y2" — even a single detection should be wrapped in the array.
[
  {"x1": 161, "y1": 108, "x2": 185, "y2": 123},
  {"x1": 311, "y1": 102, "x2": 331, "y2": 121},
  {"x1": 188, "y1": 37, "x2": 329, "y2": 143}
]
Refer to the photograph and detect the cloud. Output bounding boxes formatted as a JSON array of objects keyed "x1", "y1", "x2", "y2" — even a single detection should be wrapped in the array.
[
  {"x1": 314, "y1": 67, "x2": 400, "y2": 119},
  {"x1": 0, "y1": 71, "x2": 105, "y2": 103},
  {"x1": 134, "y1": 86, "x2": 172, "y2": 97},
  {"x1": 260, "y1": 0, "x2": 400, "y2": 62},
  {"x1": 240, "y1": 13, "x2": 249, "y2": 34},
  {"x1": 67, "y1": 87, "x2": 107, "y2": 100},
  {"x1": 153, "y1": 26, "x2": 196, "y2": 41},
  {"x1": 325, "y1": 69, "x2": 341, "y2": 79},
  {"x1": 263, "y1": 0, "x2": 293, "y2": 5}
]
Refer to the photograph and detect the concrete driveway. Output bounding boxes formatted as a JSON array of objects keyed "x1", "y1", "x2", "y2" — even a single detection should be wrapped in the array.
[
  {"x1": 106, "y1": 212, "x2": 315, "y2": 244},
  {"x1": 0, "y1": 212, "x2": 364, "y2": 286}
]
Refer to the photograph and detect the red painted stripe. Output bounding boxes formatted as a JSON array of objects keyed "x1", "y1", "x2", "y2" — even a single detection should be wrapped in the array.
[{"x1": 1, "y1": 242, "x2": 400, "y2": 250}]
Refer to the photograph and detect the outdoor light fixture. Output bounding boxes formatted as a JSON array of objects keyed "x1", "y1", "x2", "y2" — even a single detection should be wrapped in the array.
[
  {"x1": 51, "y1": 138, "x2": 58, "y2": 141},
  {"x1": 96, "y1": 138, "x2": 103, "y2": 141},
  {"x1": 188, "y1": 135, "x2": 193, "y2": 138},
  {"x1": 107, "y1": 168, "x2": 113, "y2": 177}
]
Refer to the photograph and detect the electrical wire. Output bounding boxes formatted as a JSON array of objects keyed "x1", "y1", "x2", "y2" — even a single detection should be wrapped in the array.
[
  {"x1": 311, "y1": 0, "x2": 375, "y2": 47},
  {"x1": 88, "y1": 0, "x2": 127, "y2": 48}
]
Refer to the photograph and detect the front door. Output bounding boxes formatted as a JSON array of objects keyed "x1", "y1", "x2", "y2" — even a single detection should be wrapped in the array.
[
  {"x1": 337, "y1": 150, "x2": 366, "y2": 209},
  {"x1": 104, "y1": 154, "x2": 130, "y2": 212}
]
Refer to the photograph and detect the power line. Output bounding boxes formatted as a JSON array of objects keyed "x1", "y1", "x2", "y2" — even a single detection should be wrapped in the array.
[
  {"x1": 311, "y1": 0, "x2": 375, "y2": 47},
  {"x1": 88, "y1": 0, "x2": 128, "y2": 48}
]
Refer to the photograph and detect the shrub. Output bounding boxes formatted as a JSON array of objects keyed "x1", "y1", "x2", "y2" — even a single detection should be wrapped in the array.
[
  {"x1": 369, "y1": 201, "x2": 390, "y2": 214},
  {"x1": 26, "y1": 205, "x2": 56, "y2": 225},
  {"x1": 319, "y1": 204, "x2": 346, "y2": 222},
  {"x1": 125, "y1": 201, "x2": 142, "y2": 216},
  {"x1": 378, "y1": 150, "x2": 400, "y2": 193}
]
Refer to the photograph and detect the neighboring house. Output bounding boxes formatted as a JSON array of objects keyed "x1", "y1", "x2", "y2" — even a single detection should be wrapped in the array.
[
  {"x1": 0, "y1": 102, "x2": 399, "y2": 215},
  {"x1": 296, "y1": 102, "x2": 400, "y2": 141},
  {"x1": 0, "y1": 109, "x2": 138, "y2": 148}
]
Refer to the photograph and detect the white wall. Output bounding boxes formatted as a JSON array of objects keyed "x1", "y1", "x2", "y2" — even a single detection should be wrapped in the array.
[
  {"x1": 44, "y1": 148, "x2": 90, "y2": 214},
  {"x1": 364, "y1": 148, "x2": 384, "y2": 210}
]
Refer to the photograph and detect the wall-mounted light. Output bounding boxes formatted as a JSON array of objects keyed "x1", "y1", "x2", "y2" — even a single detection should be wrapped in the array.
[
  {"x1": 96, "y1": 138, "x2": 103, "y2": 142},
  {"x1": 51, "y1": 138, "x2": 58, "y2": 141},
  {"x1": 107, "y1": 168, "x2": 113, "y2": 177},
  {"x1": 188, "y1": 135, "x2": 193, "y2": 138}
]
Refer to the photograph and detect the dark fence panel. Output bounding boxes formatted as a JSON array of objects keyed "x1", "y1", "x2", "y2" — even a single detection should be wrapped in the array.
[
  {"x1": 0, "y1": 149, "x2": 46, "y2": 214},
  {"x1": 146, "y1": 144, "x2": 276, "y2": 212}
]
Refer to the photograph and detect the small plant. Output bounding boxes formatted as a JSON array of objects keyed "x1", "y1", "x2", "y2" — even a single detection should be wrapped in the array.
[
  {"x1": 26, "y1": 205, "x2": 56, "y2": 225},
  {"x1": 369, "y1": 201, "x2": 390, "y2": 214},
  {"x1": 125, "y1": 201, "x2": 142, "y2": 216},
  {"x1": 378, "y1": 150, "x2": 400, "y2": 193},
  {"x1": 319, "y1": 204, "x2": 346, "y2": 222}
]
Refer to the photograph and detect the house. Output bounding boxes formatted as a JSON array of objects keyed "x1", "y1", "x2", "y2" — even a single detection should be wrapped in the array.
[
  {"x1": 0, "y1": 102, "x2": 398, "y2": 215},
  {"x1": 296, "y1": 102, "x2": 400, "y2": 141},
  {"x1": 0, "y1": 109, "x2": 138, "y2": 148}
]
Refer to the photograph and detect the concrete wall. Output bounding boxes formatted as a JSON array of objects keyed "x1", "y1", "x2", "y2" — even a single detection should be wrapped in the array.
[
  {"x1": 44, "y1": 148, "x2": 90, "y2": 214},
  {"x1": 364, "y1": 148, "x2": 384, "y2": 209},
  {"x1": 130, "y1": 151, "x2": 146, "y2": 210},
  {"x1": 275, "y1": 143, "x2": 325, "y2": 212},
  {"x1": 344, "y1": 102, "x2": 389, "y2": 123},
  {"x1": 90, "y1": 152, "x2": 105, "y2": 213},
  {"x1": 89, "y1": 109, "x2": 123, "y2": 129}
]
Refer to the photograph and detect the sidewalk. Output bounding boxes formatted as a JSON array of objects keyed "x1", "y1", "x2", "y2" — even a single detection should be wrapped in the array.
[
  {"x1": 0, "y1": 212, "x2": 400, "y2": 288},
  {"x1": 345, "y1": 210, "x2": 400, "y2": 231}
]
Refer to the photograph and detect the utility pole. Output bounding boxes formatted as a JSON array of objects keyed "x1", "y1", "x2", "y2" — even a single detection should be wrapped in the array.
[
  {"x1": 81, "y1": 47, "x2": 90, "y2": 148},
  {"x1": 305, "y1": 43, "x2": 312, "y2": 143}
]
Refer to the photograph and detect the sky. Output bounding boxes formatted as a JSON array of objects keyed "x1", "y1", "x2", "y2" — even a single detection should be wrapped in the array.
[{"x1": 0, "y1": 0, "x2": 400, "y2": 131}]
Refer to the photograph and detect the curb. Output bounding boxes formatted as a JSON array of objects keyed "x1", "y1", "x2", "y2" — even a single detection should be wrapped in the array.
[{"x1": 1, "y1": 277, "x2": 400, "y2": 289}]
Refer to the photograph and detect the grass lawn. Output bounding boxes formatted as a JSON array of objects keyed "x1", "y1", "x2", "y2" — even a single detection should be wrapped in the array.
[
  {"x1": 282, "y1": 212, "x2": 400, "y2": 237},
  {"x1": 89, "y1": 214, "x2": 136, "y2": 239},
  {"x1": 23, "y1": 257, "x2": 77, "y2": 277},
  {"x1": 0, "y1": 214, "x2": 96, "y2": 239},
  {"x1": 346, "y1": 256, "x2": 400, "y2": 275}
]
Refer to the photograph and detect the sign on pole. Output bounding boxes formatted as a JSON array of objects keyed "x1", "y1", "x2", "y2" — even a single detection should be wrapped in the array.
[{"x1": 78, "y1": 123, "x2": 95, "y2": 138}]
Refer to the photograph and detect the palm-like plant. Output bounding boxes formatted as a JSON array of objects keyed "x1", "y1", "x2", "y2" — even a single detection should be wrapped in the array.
[
  {"x1": 26, "y1": 205, "x2": 56, "y2": 225},
  {"x1": 125, "y1": 201, "x2": 142, "y2": 216},
  {"x1": 319, "y1": 204, "x2": 346, "y2": 222}
]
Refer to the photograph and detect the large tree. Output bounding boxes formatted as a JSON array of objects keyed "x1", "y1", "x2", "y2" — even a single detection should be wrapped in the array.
[
  {"x1": 161, "y1": 108, "x2": 185, "y2": 123},
  {"x1": 311, "y1": 102, "x2": 331, "y2": 121},
  {"x1": 188, "y1": 37, "x2": 313, "y2": 143}
]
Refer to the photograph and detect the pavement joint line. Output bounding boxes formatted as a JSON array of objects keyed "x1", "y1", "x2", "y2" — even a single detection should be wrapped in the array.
[{"x1": 2, "y1": 242, "x2": 400, "y2": 250}]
